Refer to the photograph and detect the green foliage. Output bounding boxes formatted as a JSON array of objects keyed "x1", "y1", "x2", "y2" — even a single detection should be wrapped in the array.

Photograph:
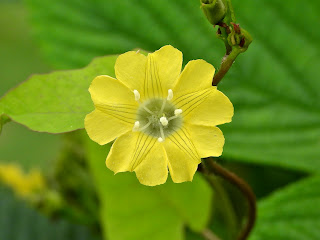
[
  {"x1": 0, "y1": 187, "x2": 102, "y2": 240},
  {"x1": 85, "y1": 140, "x2": 213, "y2": 240},
  {"x1": 0, "y1": 2, "x2": 60, "y2": 170},
  {"x1": 43, "y1": 132, "x2": 100, "y2": 226},
  {"x1": 1, "y1": 1, "x2": 320, "y2": 240},
  {"x1": 0, "y1": 2, "x2": 51, "y2": 97},
  {"x1": 20, "y1": 0, "x2": 320, "y2": 172},
  {"x1": 0, "y1": 115, "x2": 10, "y2": 134},
  {"x1": 250, "y1": 176, "x2": 320, "y2": 240},
  {"x1": 0, "y1": 55, "x2": 117, "y2": 133}
]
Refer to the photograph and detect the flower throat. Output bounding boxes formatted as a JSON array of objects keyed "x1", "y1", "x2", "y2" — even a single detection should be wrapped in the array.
[{"x1": 132, "y1": 90, "x2": 183, "y2": 142}]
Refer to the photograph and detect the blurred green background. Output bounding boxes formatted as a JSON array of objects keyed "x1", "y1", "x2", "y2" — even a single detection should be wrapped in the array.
[{"x1": 0, "y1": 0, "x2": 319, "y2": 239}]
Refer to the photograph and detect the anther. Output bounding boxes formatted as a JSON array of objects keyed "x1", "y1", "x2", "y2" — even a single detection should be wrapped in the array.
[
  {"x1": 133, "y1": 90, "x2": 140, "y2": 101},
  {"x1": 167, "y1": 89, "x2": 173, "y2": 101},
  {"x1": 174, "y1": 109, "x2": 182, "y2": 116},
  {"x1": 160, "y1": 116, "x2": 169, "y2": 126},
  {"x1": 158, "y1": 137, "x2": 164, "y2": 142},
  {"x1": 132, "y1": 121, "x2": 140, "y2": 131}
]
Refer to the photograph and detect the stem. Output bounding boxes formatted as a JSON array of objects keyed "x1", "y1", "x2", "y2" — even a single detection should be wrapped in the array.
[
  {"x1": 212, "y1": 48, "x2": 241, "y2": 86},
  {"x1": 202, "y1": 229, "x2": 222, "y2": 240},
  {"x1": 203, "y1": 173, "x2": 239, "y2": 239},
  {"x1": 225, "y1": 0, "x2": 236, "y2": 22},
  {"x1": 203, "y1": 158, "x2": 256, "y2": 240}
]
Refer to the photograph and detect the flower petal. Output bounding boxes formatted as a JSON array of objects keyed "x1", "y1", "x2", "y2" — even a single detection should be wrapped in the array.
[
  {"x1": 173, "y1": 59, "x2": 215, "y2": 97},
  {"x1": 164, "y1": 128, "x2": 201, "y2": 183},
  {"x1": 85, "y1": 109, "x2": 131, "y2": 145},
  {"x1": 106, "y1": 131, "x2": 157, "y2": 174},
  {"x1": 134, "y1": 143, "x2": 168, "y2": 186},
  {"x1": 175, "y1": 88, "x2": 234, "y2": 127},
  {"x1": 115, "y1": 51, "x2": 147, "y2": 92},
  {"x1": 144, "y1": 45, "x2": 182, "y2": 99},
  {"x1": 89, "y1": 75, "x2": 138, "y2": 125},
  {"x1": 185, "y1": 123, "x2": 225, "y2": 158},
  {"x1": 89, "y1": 75, "x2": 137, "y2": 105}
]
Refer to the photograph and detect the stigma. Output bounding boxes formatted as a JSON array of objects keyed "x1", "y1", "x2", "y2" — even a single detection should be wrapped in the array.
[{"x1": 159, "y1": 116, "x2": 169, "y2": 126}]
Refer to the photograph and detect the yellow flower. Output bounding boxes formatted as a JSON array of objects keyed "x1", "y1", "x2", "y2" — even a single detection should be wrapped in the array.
[
  {"x1": 85, "y1": 45, "x2": 233, "y2": 186},
  {"x1": 0, "y1": 163, "x2": 45, "y2": 198}
]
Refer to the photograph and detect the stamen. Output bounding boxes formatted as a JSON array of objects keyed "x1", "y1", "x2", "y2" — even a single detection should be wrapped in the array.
[
  {"x1": 133, "y1": 90, "x2": 140, "y2": 101},
  {"x1": 160, "y1": 99, "x2": 166, "y2": 113},
  {"x1": 139, "y1": 120, "x2": 152, "y2": 131},
  {"x1": 158, "y1": 137, "x2": 164, "y2": 142},
  {"x1": 143, "y1": 106, "x2": 154, "y2": 115},
  {"x1": 168, "y1": 109, "x2": 183, "y2": 121},
  {"x1": 160, "y1": 116, "x2": 169, "y2": 126},
  {"x1": 167, "y1": 89, "x2": 173, "y2": 101},
  {"x1": 174, "y1": 109, "x2": 183, "y2": 116},
  {"x1": 159, "y1": 125, "x2": 165, "y2": 141},
  {"x1": 132, "y1": 121, "x2": 140, "y2": 131}
]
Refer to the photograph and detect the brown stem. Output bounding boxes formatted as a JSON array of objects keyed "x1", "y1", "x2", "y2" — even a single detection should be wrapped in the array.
[{"x1": 203, "y1": 158, "x2": 256, "y2": 240}]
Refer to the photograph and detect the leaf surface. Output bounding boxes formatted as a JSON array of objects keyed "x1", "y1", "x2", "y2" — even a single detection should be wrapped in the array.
[
  {"x1": 250, "y1": 176, "x2": 320, "y2": 240},
  {"x1": 0, "y1": 55, "x2": 117, "y2": 133}
]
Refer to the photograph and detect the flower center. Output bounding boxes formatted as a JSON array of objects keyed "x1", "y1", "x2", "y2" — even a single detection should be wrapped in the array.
[{"x1": 132, "y1": 89, "x2": 183, "y2": 142}]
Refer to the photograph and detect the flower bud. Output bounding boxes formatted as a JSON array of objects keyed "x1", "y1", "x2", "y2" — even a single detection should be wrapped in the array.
[
  {"x1": 239, "y1": 28, "x2": 253, "y2": 50},
  {"x1": 227, "y1": 24, "x2": 252, "y2": 51},
  {"x1": 200, "y1": 0, "x2": 227, "y2": 25}
]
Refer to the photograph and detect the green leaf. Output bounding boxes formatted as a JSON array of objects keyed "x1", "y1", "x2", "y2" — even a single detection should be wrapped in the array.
[
  {"x1": 0, "y1": 55, "x2": 117, "y2": 133},
  {"x1": 85, "y1": 140, "x2": 213, "y2": 240},
  {"x1": 25, "y1": 0, "x2": 320, "y2": 172},
  {"x1": 0, "y1": 187, "x2": 102, "y2": 240},
  {"x1": 0, "y1": 115, "x2": 10, "y2": 134},
  {"x1": 250, "y1": 176, "x2": 320, "y2": 240}
]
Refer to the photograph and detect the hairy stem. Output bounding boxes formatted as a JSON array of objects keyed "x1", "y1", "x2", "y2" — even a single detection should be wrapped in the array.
[
  {"x1": 203, "y1": 158, "x2": 256, "y2": 240},
  {"x1": 212, "y1": 48, "x2": 241, "y2": 86}
]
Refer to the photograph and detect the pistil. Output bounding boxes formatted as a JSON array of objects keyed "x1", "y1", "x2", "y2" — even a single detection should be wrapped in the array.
[{"x1": 159, "y1": 116, "x2": 169, "y2": 126}]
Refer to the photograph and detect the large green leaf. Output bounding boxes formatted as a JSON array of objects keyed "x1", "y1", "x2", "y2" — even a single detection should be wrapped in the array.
[
  {"x1": 0, "y1": 187, "x2": 102, "y2": 240},
  {"x1": 250, "y1": 176, "x2": 320, "y2": 240},
  {"x1": 85, "y1": 140, "x2": 213, "y2": 240},
  {"x1": 24, "y1": 0, "x2": 320, "y2": 172},
  {"x1": 0, "y1": 55, "x2": 116, "y2": 133}
]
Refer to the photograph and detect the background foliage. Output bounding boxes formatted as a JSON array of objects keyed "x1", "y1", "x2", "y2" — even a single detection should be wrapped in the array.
[{"x1": 0, "y1": 0, "x2": 319, "y2": 239}]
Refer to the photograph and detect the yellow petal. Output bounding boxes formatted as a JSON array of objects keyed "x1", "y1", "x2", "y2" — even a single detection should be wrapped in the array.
[
  {"x1": 85, "y1": 109, "x2": 131, "y2": 145},
  {"x1": 176, "y1": 88, "x2": 234, "y2": 127},
  {"x1": 89, "y1": 75, "x2": 137, "y2": 106},
  {"x1": 115, "y1": 51, "x2": 147, "y2": 93},
  {"x1": 164, "y1": 128, "x2": 201, "y2": 183},
  {"x1": 173, "y1": 59, "x2": 215, "y2": 97},
  {"x1": 89, "y1": 75, "x2": 138, "y2": 125},
  {"x1": 185, "y1": 123, "x2": 225, "y2": 158},
  {"x1": 144, "y1": 45, "x2": 182, "y2": 99},
  {"x1": 134, "y1": 143, "x2": 168, "y2": 186},
  {"x1": 106, "y1": 131, "x2": 157, "y2": 174}
]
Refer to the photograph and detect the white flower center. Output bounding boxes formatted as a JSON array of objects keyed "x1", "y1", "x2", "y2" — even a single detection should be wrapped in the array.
[{"x1": 132, "y1": 89, "x2": 183, "y2": 142}]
